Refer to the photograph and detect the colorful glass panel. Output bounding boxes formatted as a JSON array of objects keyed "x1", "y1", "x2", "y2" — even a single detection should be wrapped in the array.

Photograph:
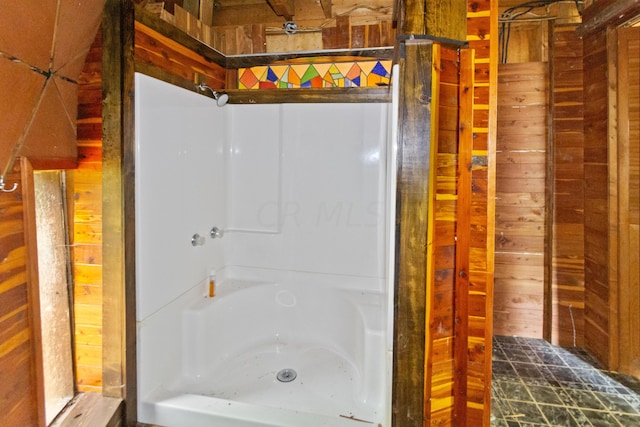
[{"x1": 237, "y1": 60, "x2": 391, "y2": 89}]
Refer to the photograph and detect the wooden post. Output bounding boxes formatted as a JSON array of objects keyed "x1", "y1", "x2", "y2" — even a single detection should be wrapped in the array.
[
  {"x1": 400, "y1": 0, "x2": 467, "y2": 40},
  {"x1": 394, "y1": 0, "x2": 469, "y2": 426},
  {"x1": 102, "y1": 0, "x2": 137, "y2": 424},
  {"x1": 393, "y1": 40, "x2": 433, "y2": 427}
]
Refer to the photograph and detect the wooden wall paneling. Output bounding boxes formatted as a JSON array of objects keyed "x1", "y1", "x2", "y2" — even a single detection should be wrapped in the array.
[
  {"x1": 466, "y1": 0, "x2": 497, "y2": 424},
  {"x1": 71, "y1": 28, "x2": 105, "y2": 393},
  {"x1": 134, "y1": 20, "x2": 227, "y2": 90},
  {"x1": 428, "y1": 44, "x2": 458, "y2": 424},
  {"x1": 0, "y1": 160, "x2": 45, "y2": 426},
  {"x1": 549, "y1": 23, "x2": 585, "y2": 348},
  {"x1": 583, "y1": 27, "x2": 610, "y2": 367},
  {"x1": 495, "y1": 62, "x2": 548, "y2": 339},
  {"x1": 454, "y1": 47, "x2": 474, "y2": 426},
  {"x1": 607, "y1": 24, "x2": 619, "y2": 372},
  {"x1": 392, "y1": 40, "x2": 432, "y2": 427},
  {"x1": 614, "y1": 26, "x2": 640, "y2": 377},
  {"x1": 102, "y1": 1, "x2": 135, "y2": 424}
]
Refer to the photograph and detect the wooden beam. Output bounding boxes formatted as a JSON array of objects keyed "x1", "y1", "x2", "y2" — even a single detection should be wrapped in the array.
[
  {"x1": 578, "y1": 0, "x2": 640, "y2": 36},
  {"x1": 101, "y1": 0, "x2": 137, "y2": 425},
  {"x1": 393, "y1": 39, "x2": 433, "y2": 427},
  {"x1": 319, "y1": 0, "x2": 332, "y2": 18},
  {"x1": 226, "y1": 48, "x2": 394, "y2": 68},
  {"x1": 266, "y1": 0, "x2": 295, "y2": 20},
  {"x1": 223, "y1": 87, "x2": 391, "y2": 103}
]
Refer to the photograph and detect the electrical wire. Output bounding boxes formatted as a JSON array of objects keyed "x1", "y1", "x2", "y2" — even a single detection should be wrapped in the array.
[{"x1": 499, "y1": 0, "x2": 583, "y2": 63}]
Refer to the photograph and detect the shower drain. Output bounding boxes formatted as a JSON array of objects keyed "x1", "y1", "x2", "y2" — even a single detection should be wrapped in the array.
[{"x1": 276, "y1": 368, "x2": 297, "y2": 383}]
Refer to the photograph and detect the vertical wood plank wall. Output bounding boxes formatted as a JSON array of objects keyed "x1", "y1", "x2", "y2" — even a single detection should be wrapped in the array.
[
  {"x1": 494, "y1": 63, "x2": 548, "y2": 338},
  {"x1": 71, "y1": 29, "x2": 105, "y2": 393},
  {"x1": 427, "y1": 45, "x2": 460, "y2": 426},
  {"x1": 466, "y1": 0, "x2": 497, "y2": 424},
  {"x1": 454, "y1": 48, "x2": 474, "y2": 427},
  {"x1": 583, "y1": 28, "x2": 610, "y2": 366},
  {"x1": 0, "y1": 162, "x2": 44, "y2": 426},
  {"x1": 549, "y1": 24, "x2": 585, "y2": 347},
  {"x1": 612, "y1": 26, "x2": 640, "y2": 376}
]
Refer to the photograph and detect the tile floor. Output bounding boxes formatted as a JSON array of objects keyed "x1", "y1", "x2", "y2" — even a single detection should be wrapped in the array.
[{"x1": 491, "y1": 335, "x2": 640, "y2": 426}]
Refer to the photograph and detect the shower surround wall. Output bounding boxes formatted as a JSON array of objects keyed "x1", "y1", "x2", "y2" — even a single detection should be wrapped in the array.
[{"x1": 135, "y1": 73, "x2": 393, "y2": 425}]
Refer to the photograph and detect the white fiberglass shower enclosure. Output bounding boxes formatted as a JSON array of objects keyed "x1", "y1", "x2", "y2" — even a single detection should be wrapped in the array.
[{"x1": 135, "y1": 73, "x2": 397, "y2": 427}]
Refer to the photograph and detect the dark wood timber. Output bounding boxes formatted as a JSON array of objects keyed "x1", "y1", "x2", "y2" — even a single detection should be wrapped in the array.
[
  {"x1": 222, "y1": 87, "x2": 392, "y2": 104},
  {"x1": 393, "y1": 40, "x2": 433, "y2": 427},
  {"x1": 225, "y1": 49, "x2": 395, "y2": 68},
  {"x1": 398, "y1": 0, "x2": 467, "y2": 41},
  {"x1": 102, "y1": 0, "x2": 136, "y2": 424},
  {"x1": 578, "y1": 0, "x2": 640, "y2": 36}
]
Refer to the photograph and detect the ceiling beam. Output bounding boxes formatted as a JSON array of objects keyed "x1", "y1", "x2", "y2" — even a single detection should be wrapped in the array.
[
  {"x1": 319, "y1": 0, "x2": 332, "y2": 18},
  {"x1": 266, "y1": 0, "x2": 295, "y2": 21}
]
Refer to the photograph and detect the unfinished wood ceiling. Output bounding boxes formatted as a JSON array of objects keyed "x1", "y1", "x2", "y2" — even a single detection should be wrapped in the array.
[{"x1": 208, "y1": 0, "x2": 392, "y2": 27}]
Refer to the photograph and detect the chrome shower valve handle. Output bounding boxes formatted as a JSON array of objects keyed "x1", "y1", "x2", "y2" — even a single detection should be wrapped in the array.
[
  {"x1": 210, "y1": 227, "x2": 224, "y2": 239},
  {"x1": 192, "y1": 233, "x2": 206, "y2": 246}
]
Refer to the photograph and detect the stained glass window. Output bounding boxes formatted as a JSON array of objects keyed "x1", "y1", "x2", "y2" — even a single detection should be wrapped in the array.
[{"x1": 238, "y1": 60, "x2": 392, "y2": 89}]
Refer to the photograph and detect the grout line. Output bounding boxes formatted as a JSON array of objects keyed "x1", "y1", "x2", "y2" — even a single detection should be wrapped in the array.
[{"x1": 491, "y1": 336, "x2": 640, "y2": 426}]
